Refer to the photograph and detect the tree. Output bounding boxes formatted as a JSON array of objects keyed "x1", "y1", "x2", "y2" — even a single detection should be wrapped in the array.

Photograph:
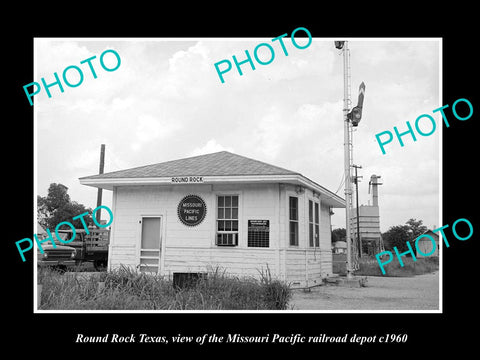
[
  {"x1": 38, "y1": 183, "x2": 93, "y2": 231},
  {"x1": 332, "y1": 228, "x2": 346, "y2": 243},
  {"x1": 382, "y1": 218, "x2": 428, "y2": 252},
  {"x1": 382, "y1": 225, "x2": 411, "y2": 252},
  {"x1": 406, "y1": 218, "x2": 428, "y2": 240}
]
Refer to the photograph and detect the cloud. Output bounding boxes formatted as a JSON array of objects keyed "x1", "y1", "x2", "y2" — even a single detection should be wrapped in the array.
[
  {"x1": 35, "y1": 39, "x2": 93, "y2": 75},
  {"x1": 190, "y1": 139, "x2": 234, "y2": 156},
  {"x1": 66, "y1": 147, "x2": 99, "y2": 171},
  {"x1": 250, "y1": 100, "x2": 342, "y2": 175},
  {"x1": 130, "y1": 114, "x2": 182, "y2": 152},
  {"x1": 35, "y1": 38, "x2": 441, "y2": 233},
  {"x1": 157, "y1": 41, "x2": 214, "y2": 99}
]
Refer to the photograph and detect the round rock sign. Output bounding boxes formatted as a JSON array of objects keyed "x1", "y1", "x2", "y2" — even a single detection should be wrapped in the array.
[{"x1": 177, "y1": 195, "x2": 207, "y2": 226}]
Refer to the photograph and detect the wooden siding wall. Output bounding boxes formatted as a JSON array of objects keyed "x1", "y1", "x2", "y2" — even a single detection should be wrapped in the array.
[
  {"x1": 109, "y1": 184, "x2": 282, "y2": 276},
  {"x1": 282, "y1": 186, "x2": 333, "y2": 286},
  {"x1": 164, "y1": 247, "x2": 278, "y2": 278},
  {"x1": 416, "y1": 238, "x2": 439, "y2": 258},
  {"x1": 284, "y1": 249, "x2": 333, "y2": 287},
  {"x1": 109, "y1": 183, "x2": 335, "y2": 287}
]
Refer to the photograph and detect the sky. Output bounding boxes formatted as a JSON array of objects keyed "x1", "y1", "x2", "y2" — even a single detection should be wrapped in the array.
[{"x1": 34, "y1": 37, "x2": 441, "y2": 232}]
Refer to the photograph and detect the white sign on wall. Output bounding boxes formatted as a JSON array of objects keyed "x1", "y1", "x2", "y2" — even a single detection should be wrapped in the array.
[{"x1": 171, "y1": 176, "x2": 204, "y2": 184}]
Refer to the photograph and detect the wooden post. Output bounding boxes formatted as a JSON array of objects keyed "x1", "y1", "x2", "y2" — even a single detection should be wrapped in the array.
[{"x1": 95, "y1": 144, "x2": 105, "y2": 225}]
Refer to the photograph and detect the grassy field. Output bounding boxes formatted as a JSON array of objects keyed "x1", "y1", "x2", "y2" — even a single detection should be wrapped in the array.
[
  {"x1": 37, "y1": 265, "x2": 292, "y2": 311},
  {"x1": 355, "y1": 256, "x2": 439, "y2": 277}
]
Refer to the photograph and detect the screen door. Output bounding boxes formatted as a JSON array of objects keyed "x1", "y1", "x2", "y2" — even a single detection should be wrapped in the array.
[{"x1": 140, "y1": 217, "x2": 161, "y2": 273}]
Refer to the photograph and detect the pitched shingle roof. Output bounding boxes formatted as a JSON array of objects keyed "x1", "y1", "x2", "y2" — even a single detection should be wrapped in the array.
[
  {"x1": 80, "y1": 151, "x2": 299, "y2": 180},
  {"x1": 80, "y1": 151, "x2": 345, "y2": 208}
]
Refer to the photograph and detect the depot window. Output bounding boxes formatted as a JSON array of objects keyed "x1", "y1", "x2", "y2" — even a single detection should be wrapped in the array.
[
  {"x1": 309, "y1": 200, "x2": 320, "y2": 247},
  {"x1": 216, "y1": 195, "x2": 239, "y2": 246},
  {"x1": 289, "y1": 196, "x2": 299, "y2": 246}
]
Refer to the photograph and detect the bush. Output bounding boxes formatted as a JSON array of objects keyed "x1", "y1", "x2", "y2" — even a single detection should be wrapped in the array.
[{"x1": 38, "y1": 265, "x2": 292, "y2": 310}]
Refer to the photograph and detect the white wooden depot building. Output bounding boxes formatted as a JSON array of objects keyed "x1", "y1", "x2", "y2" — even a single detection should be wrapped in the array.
[{"x1": 80, "y1": 151, "x2": 345, "y2": 288}]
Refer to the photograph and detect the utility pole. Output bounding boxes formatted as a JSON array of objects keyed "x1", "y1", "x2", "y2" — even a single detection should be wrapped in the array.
[
  {"x1": 95, "y1": 144, "x2": 105, "y2": 225},
  {"x1": 352, "y1": 164, "x2": 362, "y2": 257}
]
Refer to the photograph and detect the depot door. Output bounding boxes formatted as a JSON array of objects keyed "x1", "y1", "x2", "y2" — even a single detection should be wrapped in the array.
[{"x1": 139, "y1": 217, "x2": 162, "y2": 273}]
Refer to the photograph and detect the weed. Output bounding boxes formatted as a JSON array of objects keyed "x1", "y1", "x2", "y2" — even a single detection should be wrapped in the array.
[
  {"x1": 355, "y1": 256, "x2": 439, "y2": 277},
  {"x1": 37, "y1": 264, "x2": 292, "y2": 310}
]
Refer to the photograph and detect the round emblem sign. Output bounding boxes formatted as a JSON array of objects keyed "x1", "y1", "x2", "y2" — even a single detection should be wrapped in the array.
[{"x1": 177, "y1": 195, "x2": 207, "y2": 226}]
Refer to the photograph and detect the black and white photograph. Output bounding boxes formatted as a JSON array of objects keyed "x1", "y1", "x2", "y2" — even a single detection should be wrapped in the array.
[
  {"x1": 33, "y1": 37, "x2": 441, "y2": 312},
  {"x1": 6, "y1": 9, "x2": 478, "y2": 355}
]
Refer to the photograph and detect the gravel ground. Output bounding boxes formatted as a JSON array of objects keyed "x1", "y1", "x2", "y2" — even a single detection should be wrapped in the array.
[{"x1": 290, "y1": 271, "x2": 439, "y2": 311}]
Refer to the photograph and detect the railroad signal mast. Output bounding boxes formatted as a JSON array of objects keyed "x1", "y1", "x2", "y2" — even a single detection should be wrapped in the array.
[{"x1": 334, "y1": 41, "x2": 366, "y2": 278}]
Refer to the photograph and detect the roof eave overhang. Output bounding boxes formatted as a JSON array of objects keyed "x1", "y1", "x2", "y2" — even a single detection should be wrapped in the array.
[{"x1": 79, "y1": 174, "x2": 345, "y2": 208}]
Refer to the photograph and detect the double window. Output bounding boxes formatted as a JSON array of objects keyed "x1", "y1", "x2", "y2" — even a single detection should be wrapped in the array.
[
  {"x1": 216, "y1": 194, "x2": 319, "y2": 248},
  {"x1": 216, "y1": 195, "x2": 239, "y2": 246}
]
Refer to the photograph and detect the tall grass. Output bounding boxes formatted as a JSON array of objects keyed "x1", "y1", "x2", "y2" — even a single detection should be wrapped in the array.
[
  {"x1": 258, "y1": 265, "x2": 292, "y2": 310},
  {"x1": 355, "y1": 256, "x2": 439, "y2": 277},
  {"x1": 38, "y1": 265, "x2": 291, "y2": 310}
]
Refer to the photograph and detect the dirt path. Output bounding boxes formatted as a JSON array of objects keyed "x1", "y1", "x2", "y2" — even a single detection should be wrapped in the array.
[{"x1": 290, "y1": 272, "x2": 439, "y2": 311}]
